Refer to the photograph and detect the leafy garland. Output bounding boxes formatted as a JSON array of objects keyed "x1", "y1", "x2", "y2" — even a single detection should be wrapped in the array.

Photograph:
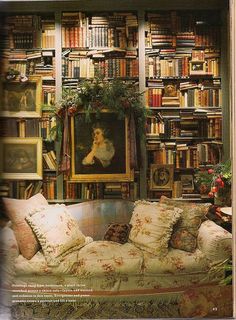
[{"x1": 54, "y1": 76, "x2": 148, "y2": 138}]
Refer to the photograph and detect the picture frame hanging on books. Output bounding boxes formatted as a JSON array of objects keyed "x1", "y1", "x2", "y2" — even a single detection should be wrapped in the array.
[
  {"x1": 0, "y1": 76, "x2": 42, "y2": 118},
  {"x1": 189, "y1": 61, "x2": 206, "y2": 75},
  {"x1": 180, "y1": 174, "x2": 194, "y2": 192},
  {"x1": 70, "y1": 111, "x2": 134, "y2": 182},
  {"x1": 0, "y1": 137, "x2": 43, "y2": 179},
  {"x1": 150, "y1": 164, "x2": 174, "y2": 190}
]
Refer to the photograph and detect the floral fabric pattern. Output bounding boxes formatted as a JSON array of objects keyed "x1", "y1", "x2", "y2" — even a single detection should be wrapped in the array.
[
  {"x1": 2, "y1": 193, "x2": 49, "y2": 259},
  {"x1": 160, "y1": 196, "x2": 210, "y2": 252},
  {"x1": 26, "y1": 204, "x2": 92, "y2": 266},
  {"x1": 198, "y1": 220, "x2": 232, "y2": 262},
  {"x1": 128, "y1": 200, "x2": 182, "y2": 256}
]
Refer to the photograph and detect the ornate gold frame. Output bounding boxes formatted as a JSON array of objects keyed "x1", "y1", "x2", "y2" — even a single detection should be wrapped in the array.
[{"x1": 71, "y1": 112, "x2": 134, "y2": 182}]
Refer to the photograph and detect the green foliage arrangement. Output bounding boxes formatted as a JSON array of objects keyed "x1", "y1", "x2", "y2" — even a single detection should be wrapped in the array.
[
  {"x1": 55, "y1": 76, "x2": 147, "y2": 137},
  {"x1": 195, "y1": 159, "x2": 232, "y2": 206}
]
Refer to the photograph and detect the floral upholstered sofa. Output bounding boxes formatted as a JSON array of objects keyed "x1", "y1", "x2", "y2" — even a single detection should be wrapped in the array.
[{"x1": 0, "y1": 194, "x2": 232, "y2": 309}]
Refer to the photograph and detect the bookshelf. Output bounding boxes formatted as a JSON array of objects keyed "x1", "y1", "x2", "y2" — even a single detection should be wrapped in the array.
[
  {"x1": 0, "y1": 12, "x2": 57, "y2": 200},
  {"x1": 0, "y1": 1, "x2": 230, "y2": 203},
  {"x1": 145, "y1": 10, "x2": 225, "y2": 200}
]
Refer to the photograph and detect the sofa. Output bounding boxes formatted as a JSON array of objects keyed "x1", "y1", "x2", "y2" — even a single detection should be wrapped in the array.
[{"x1": 0, "y1": 194, "x2": 232, "y2": 318}]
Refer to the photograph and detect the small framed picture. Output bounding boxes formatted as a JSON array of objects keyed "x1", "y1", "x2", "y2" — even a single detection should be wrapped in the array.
[
  {"x1": 189, "y1": 61, "x2": 206, "y2": 75},
  {"x1": 180, "y1": 174, "x2": 194, "y2": 192},
  {"x1": 0, "y1": 137, "x2": 43, "y2": 180},
  {"x1": 150, "y1": 164, "x2": 174, "y2": 190},
  {"x1": 0, "y1": 76, "x2": 42, "y2": 118}
]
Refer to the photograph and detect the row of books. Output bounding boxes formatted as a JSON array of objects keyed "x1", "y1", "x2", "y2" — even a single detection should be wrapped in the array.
[
  {"x1": 64, "y1": 182, "x2": 138, "y2": 200},
  {"x1": 146, "y1": 116, "x2": 222, "y2": 139},
  {"x1": 43, "y1": 150, "x2": 57, "y2": 170},
  {"x1": 0, "y1": 115, "x2": 56, "y2": 140},
  {"x1": 147, "y1": 141, "x2": 222, "y2": 168},
  {"x1": 146, "y1": 11, "x2": 221, "y2": 47},
  {"x1": 94, "y1": 58, "x2": 139, "y2": 79},
  {"x1": 62, "y1": 12, "x2": 138, "y2": 49},
  {"x1": 180, "y1": 88, "x2": 222, "y2": 108},
  {"x1": 146, "y1": 55, "x2": 220, "y2": 78},
  {"x1": 0, "y1": 180, "x2": 43, "y2": 199}
]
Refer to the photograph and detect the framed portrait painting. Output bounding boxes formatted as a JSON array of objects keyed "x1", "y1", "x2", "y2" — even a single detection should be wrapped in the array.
[
  {"x1": 150, "y1": 164, "x2": 174, "y2": 190},
  {"x1": 71, "y1": 112, "x2": 133, "y2": 182},
  {"x1": 0, "y1": 76, "x2": 42, "y2": 117},
  {"x1": 0, "y1": 137, "x2": 43, "y2": 179}
]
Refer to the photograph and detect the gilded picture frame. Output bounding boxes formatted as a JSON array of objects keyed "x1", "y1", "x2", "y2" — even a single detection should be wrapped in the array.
[
  {"x1": 0, "y1": 137, "x2": 43, "y2": 180},
  {"x1": 71, "y1": 112, "x2": 133, "y2": 182},
  {"x1": 0, "y1": 76, "x2": 42, "y2": 118},
  {"x1": 150, "y1": 164, "x2": 174, "y2": 190}
]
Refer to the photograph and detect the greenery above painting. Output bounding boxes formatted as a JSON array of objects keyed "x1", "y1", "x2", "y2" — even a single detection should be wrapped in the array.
[{"x1": 52, "y1": 76, "x2": 147, "y2": 139}]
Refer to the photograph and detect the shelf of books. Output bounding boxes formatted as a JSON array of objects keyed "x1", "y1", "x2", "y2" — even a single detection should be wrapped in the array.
[
  {"x1": 145, "y1": 10, "x2": 223, "y2": 201},
  {"x1": 60, "y1": 11, "x2": 140, "y2": 201},
  {"x1": 0, "y1": 13, "x2": 57, "y2": 200}
]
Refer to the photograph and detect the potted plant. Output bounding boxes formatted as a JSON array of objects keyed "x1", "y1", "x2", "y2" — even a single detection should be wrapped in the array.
[{"x1": 195, "y1": 159, "x2": 231, "y2": 206}]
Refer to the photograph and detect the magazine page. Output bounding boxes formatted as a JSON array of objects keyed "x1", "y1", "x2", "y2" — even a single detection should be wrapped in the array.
[{"x1": 0, "y1": 1, "x2": 234, "y2": 320}]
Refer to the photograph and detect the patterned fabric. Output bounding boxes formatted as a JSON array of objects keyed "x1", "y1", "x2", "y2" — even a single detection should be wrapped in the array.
[
  {"x1": 26, "y1": 204, "x2": 93, "y2": 266},
  {"x1": 128, "y1": 200, "x2": 182, "y2": 256},
  {"x1": 103, "y1": 223, "x2": 132, "y2": 244},
  {"x1": 160, "y1": 196, "x2": 210, "y2": 252},
  {"x1": 71, "y1": 241, "x2": 144, "y2": 277},
  {"x1": 143, "y1": 248, "x2": 210, "y2": 274},
  {"x1": 2, "y1": 193, "x2": 49, "y2": 259},
  {"x1": 198, "y1": 220, "x2": 232, "y2": 262},
  {"x1": 179, "y1": 285, "x2": 233, "y2": 318}
]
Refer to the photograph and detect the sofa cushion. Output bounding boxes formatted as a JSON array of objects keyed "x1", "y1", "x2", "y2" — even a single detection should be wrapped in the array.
[
  {"x1": 143, "y1": 248, "x2": 210, "y2": 274},
  {"x1": 160, "y1": 196, "x2": 210, "y2": 252},
  {"x1": 26, "y1": 204, "x2": 92, "y2": 266},
  {"x1": 103, "y1": 223, "x2": 132, "y2": 244},
  {"x1": 71, "y1": 241, "x2": 143, "y2": 277},
  {"x1": 2, "y1": 193, "x2": 48, "y2": 259},
  {"x1": 128, "y1": 200, "x2": 182, "y2": 257}
]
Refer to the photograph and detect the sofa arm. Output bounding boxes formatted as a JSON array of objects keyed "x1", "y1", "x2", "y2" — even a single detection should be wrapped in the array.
[
  {"x1": 197, "y1": 220, "x2": 232, "y2": 263},
  {"x1": 0, "y1": 224, "x2": 19, "y2": 286}
]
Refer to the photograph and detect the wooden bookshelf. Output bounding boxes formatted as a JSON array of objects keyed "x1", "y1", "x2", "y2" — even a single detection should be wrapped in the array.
[
  {"x1": 0, "y1": 1, "x2": 230, "y2": 203},
  {"x1": 145, "y1": 10, "x2": 224, "y2": 200}
]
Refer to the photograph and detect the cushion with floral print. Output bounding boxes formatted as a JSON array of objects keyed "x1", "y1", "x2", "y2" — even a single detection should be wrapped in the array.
[
  {"x1": 2, "y1": 193, "x2": 49, "y2": 260},
  {"x1": 103, "y1": 223, "x2": 132, "y2": 244},
  {"x1": 160, "y1": 196, "x2": 211, "y2": 252},
  {"x1": 26, "y1": 204, "x2": 93, "y2": 266},
  {"x1": 128, "y1": 200, "x2": 182, "y2": 257}
]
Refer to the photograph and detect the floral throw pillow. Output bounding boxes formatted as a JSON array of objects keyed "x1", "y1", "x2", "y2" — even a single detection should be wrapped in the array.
[
  {"x1": 160, "y1": 196, "x2": 211, "y2": 252},
  {"x1": 2, "y1": 193, "x2": 49, "y2": 260},
  {"x1": 128, "y1": 200, "x2": 182, "y2": 257},
  {"x1": 26, "y1": 204, "x2": 92, "y2": 266},
  {"x1": 103, "y1": 223, "x2": 132, "y2": 244}
]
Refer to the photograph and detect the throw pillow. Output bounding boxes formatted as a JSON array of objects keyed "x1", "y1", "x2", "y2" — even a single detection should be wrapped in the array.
[
  {"x1": 2, "y1": 193, "x2": 49, "y2": 260},
  {"x1": 26, "y1": 204, "x2": 92, "y2": 266},
  {"x1": 103, "y1": 223, "x2": 132, "y2": 244},
  {"x1": 128, "y1": 200, "x2": 182, "y2": 257},
  {"x1": 160, "y1": 196, "x2": 211, "y2": 252}
]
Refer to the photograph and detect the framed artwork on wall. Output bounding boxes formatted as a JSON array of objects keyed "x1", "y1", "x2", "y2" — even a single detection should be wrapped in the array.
[
  {"x1": 70, "y1": 112, "x2": 134, "y2": 182},
  {"x1": 150, "y1": 164, "x2": 174, "y2": 190},
  {"x1": 180, "y1": 174, "x2": 194, "y2": 192},
  {"x1": 0, "y1": 76, "x2": 42, "y2": 118},
  {"x1": 0, "y1": 137, "x2": 43, "y2": 179}
]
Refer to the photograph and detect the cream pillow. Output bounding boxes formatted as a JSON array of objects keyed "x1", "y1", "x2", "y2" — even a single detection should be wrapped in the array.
[
  {"x1": 26, "y1": 204, "x2": 92, "y2": 266},
  {"x1": 2, "y1": 193, "x2": 49, "y2": 259},
  {"x1": 129, "y1": 200, "x2": 182, "y2": 256}
]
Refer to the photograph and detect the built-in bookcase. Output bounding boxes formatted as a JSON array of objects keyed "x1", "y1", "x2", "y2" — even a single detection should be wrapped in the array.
[
  {"x1": 145, "y1": 10, "x2": 224, "y2": 200},
  {"x1": 0, "y1": 2, "x2": 230, "y2": 203}
]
